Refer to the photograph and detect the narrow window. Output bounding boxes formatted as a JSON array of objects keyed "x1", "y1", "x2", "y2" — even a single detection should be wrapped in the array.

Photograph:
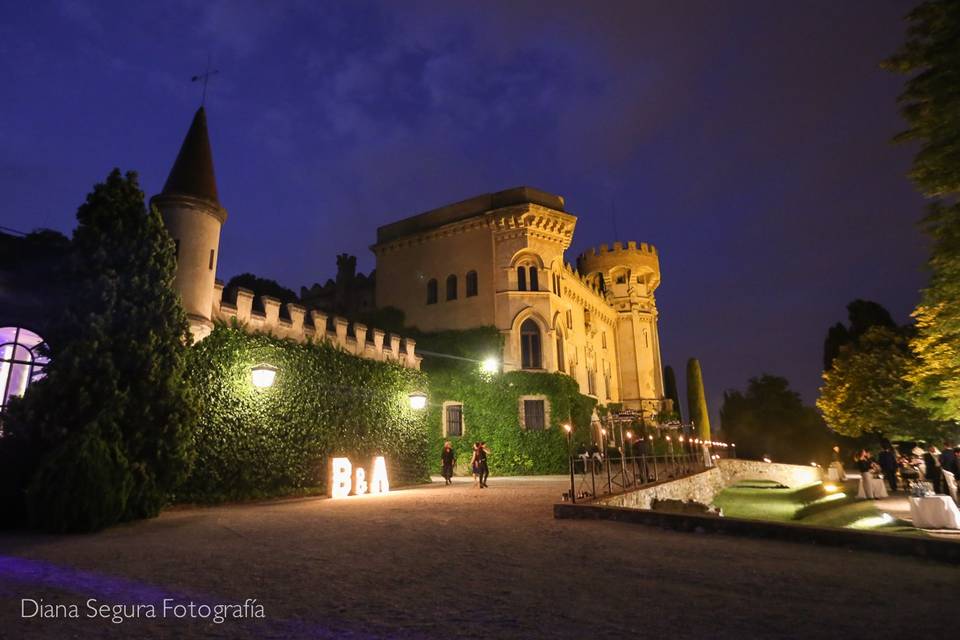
[
  {"x1": 529, "y1": 266, "x2": 539, "y2": 291},
  {"x1": 556, "y1": 337, "x2": 565, "y2": 373},
  {"x1": 517, "y1": 266, "x2": 527, "y2": 291},
  {"x1": 566, "y1": 310, "x2": 573, "y2": 329},
  {"x1": 466, "y1": 270, "x2": 478, "y2": 297},
  {"x1": 520, "y1": 319, "x2": 542, "y2": 369},
  {"x1": 523, "y1": 400, "x2": 546, "y2": 430},
  {"x1": 426, "y1": 279, "x2": 438, "y2": 305},
  {"x1": 602, "y1": 332, "x2": 607, "y2": 349},
  {"x1": 588, "y1": 370, "x2": 596, "y2": 396},
  {"x1": 209, "y1": 249, "x2": 215, "y2": 270},
  {"x1": 446, "y1": 274, "x2": 458, "y2": 301},
  {"x1": 445, "y1": 404, "x2": 463, "y2": 437}
]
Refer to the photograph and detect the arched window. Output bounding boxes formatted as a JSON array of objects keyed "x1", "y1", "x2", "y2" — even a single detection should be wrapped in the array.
[
  {"x1": 556, "y1": 335, "x2": 565, "y2": 373},
  {"x1": 0, "y1": 327, "x2": 48, "y2": 412},
  {"x1": 446, "y1": 274, "x2": 458, "y2": 301},
  {"x1": 520, "y1": 319, "x2": 542, "y2": 369},
  {"x1": 517, "y1": 266, "x2": 527, "y2": 291},
  {"x1": 426, "y1": 279, "x2": 438, "y2": 305},
  {"x1": 529, "y1": 266, "x2": 539, "y2": 291},
  {"x1": 466, "y1": 270, "x2": 478, "y2": 297}
]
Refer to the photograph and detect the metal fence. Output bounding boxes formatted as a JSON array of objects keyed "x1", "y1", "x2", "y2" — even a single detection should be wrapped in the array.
[{"x1": 563, "y1": 450, "x2": 725, "y2": 503}]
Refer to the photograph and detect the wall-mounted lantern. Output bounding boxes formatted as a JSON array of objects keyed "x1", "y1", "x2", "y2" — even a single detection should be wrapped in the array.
[
  {"x1": 408, "y1": 391, "x2": 427, "y2": 410},
  {"x1": 251, "y1": 363, "x2": 278, "y2": 389}
]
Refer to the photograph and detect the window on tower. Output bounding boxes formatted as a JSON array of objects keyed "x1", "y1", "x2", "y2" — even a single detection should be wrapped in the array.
[
  {"x1": 517, "y1": 266, "x2": 527, "y2": 291},
  {"x1": 446, "y1": 274, "x2": 458, "y2": 301},
  {"x1": 520, "y1": 319, "x2": 542, "y2": 369},
  {"x1": 466, "y1": 270, "x2": 478, "y2": 297},
  {"x1": 426, "y1": 279, "x2": 438, "y2": 305}
]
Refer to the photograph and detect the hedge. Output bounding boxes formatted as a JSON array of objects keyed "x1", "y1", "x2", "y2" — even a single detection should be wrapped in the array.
[
  {"x1": 180, "y1": 323, "x2": 430, "y2": 502},
  {"x1": 426, "y1": 369, "x2": 596, "y2": 476}
]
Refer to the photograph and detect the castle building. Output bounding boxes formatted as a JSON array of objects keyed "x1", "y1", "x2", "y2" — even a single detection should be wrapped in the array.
[
  {"x1": 152, "y1": 108, "x2": 421, "y2": 370},
  {"x1": 372, "y1": 188, "x2": 668, "y2": 413}
]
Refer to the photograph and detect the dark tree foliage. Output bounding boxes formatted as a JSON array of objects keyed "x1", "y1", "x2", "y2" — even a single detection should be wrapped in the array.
[
  {"x1": 721, "y1": 375, "x2": 832, "y2": 464},
  {"x1": 886, "y1": 2, "x2": 960, "y2": 423},
  {"x1": 0, "y1": 170, "x2": 197, "y2": 532},
  {"x1": 663, "y1": 365, "x2": 682, "y2": 422},
  {"x1": 224, "y1": 273, "x2": 300, "y2": 309},
  {"x1": 823, "y1": 299, "x2": 896, "y2": 370},
  {"x1": 685, "y1": 358, "x2": 710, "y2": 439}
]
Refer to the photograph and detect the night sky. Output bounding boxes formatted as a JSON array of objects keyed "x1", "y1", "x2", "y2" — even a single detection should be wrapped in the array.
[{"x1": 1, "y1": 1, "x2": 928, "y2": 421}]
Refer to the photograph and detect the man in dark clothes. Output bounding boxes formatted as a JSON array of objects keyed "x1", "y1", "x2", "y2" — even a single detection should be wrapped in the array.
[
  {"x1": 940, "y1": 445, "x2": 958, "y2": 477},
  {"x1": 923, "y1": 446, "x2": 943, "y2": 494},
  {"x1": 877, "y1": 444, "x2": 898, "y2": 493}
]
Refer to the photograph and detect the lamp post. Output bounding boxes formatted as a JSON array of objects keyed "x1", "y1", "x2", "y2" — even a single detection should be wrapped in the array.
[
  {"x1": 626, "y1": 430, "x2": 634, "y2": 487},
  {"x1": 601, "y1": 427, "x2": 611, "y2": 493},
  {"x1": 563, "y1": 423, "x2": 574, "y2": 502}
]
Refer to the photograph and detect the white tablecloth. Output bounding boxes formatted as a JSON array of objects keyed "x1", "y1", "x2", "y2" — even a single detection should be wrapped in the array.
[
  {"x1": 909, "y1": 496, "x2": 960, "y2": 529},
  {"x1": 857, "y1": 475, "x2": 888, "y2": 499}
]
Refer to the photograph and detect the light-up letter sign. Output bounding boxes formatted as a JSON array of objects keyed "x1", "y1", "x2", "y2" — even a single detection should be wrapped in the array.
[
  {"x1": 328, "y1": 456, "x2": 390, "y2": 498},
  {"x1": 329, "y1": 458, "x2": 352, "y2": 498}
]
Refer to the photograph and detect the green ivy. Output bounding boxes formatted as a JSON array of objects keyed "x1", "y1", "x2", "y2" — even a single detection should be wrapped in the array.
[
  {"x1": 180, "y1": 323, "x2": 430, "y2": 502},
  {"x1": 426, "y1": 369, "x2": 596, "y2": 475}
]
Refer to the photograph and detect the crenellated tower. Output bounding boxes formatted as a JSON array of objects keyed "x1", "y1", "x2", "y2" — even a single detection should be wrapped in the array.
[
  {"x1": 577, "y1": 241, "x2": 665, "y2": 413},
  {"x1": 151, "y1": 107, "x2": 227, "y2": 342}
]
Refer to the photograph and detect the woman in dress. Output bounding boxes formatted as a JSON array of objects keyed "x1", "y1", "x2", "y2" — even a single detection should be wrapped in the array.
[
  {"x1": 440, "y1": 441, "x2": 456, "y2": 486},
  {"x1": 478, "y1": 441, "x2": 490, "y2": 488},
  {"x1": 470, "y1": 442, "x2": 481, "y2": 488}
]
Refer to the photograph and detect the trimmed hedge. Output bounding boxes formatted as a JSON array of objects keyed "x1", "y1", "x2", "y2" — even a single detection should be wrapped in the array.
[
  {"x1": 426, "y1": 369, "x2": 596, "y2": 475},
  {"x1": 180, "y1": 323, "x2": 430, "y2": 502}
]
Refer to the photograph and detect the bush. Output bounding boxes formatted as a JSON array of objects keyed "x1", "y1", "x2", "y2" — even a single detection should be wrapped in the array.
[
  {"x1": 26, "y1": 428, "x2": 134, "y2": 533},
  {"x1": 180, "y1": 323, "x2": 430, "y2": 501}
]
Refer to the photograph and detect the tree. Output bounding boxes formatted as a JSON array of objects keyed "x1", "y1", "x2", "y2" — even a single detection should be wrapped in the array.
[
  {"x1": 823, "y1": 299, "x2": 895, "y2": 370},
  {"x1": 663, "y1": 365, "x2": 682, "y2": 421},
  {"x1": 1, "y1": 170, "x2": 197, "y2": 531},
  {"x1": 818, "y1": 326, "x2": 947, "y2": 441},
  {"x1": 685, "y1": 358, "x2": 710, "y2": 439},
  {"x1": 224, "y1": 273, "x2": 299, "y2": 307},
  {"x1": 886, "y1": 2, "x2": 960, "y2": 423},
  {"x1": 722, "y1": 375, "x2": 831, "y2": 464}
]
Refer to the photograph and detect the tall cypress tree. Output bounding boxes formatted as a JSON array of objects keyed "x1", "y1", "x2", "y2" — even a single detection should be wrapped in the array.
[
  {"x1": 686, "y1": 358, "x2": 711, "y2": 440},
  {"x1": 663, "y1": 365, "x2": 682, "y2": 421},
  {"x1": 2, "y1": 170, "x2": 197, "y2": 531},
  {"x1": 886, "y1": 2, "x2": 960, "y2": 423}
]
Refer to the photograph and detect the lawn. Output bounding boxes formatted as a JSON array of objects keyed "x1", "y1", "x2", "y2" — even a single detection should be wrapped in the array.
[{"x1": 712, "y1": 480, "x2": 916, "y2": 534}]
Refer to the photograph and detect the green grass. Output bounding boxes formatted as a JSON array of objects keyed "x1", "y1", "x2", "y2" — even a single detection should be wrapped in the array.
[{"x1": 712, "y1": 480, "x2": 917, "y2": 535}]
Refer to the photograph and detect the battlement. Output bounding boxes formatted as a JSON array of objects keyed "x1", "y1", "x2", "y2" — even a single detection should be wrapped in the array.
[
  {"x1": 578, "y1": 241, "x2": 657, "y2": 260},
  {"x1": 208, "y1": 283, "x2": 421, "y2": 370}
]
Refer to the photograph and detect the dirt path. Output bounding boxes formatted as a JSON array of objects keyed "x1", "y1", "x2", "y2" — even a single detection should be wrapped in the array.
[{"x1": 1, "y1": 476, "x2": 956, "y2": 639}]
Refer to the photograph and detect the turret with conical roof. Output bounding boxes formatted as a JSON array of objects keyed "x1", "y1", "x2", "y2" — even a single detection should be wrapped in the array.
[{"x1": 151, "y1": 107, "x2": 228, "y2": 342}]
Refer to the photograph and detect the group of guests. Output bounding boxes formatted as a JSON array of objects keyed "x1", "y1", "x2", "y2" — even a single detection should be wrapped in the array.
[
  {"x1": 853, "y1": 442, "x2": 960, "y2": 495},
  {"x1": 440, "y1": 441, "x2": 490, "y2": 488}
]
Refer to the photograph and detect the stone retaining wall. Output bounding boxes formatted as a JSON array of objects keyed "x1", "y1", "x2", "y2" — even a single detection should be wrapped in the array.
[{"x1": 598, "y1": 459, "x2": 821, "y2": 510}]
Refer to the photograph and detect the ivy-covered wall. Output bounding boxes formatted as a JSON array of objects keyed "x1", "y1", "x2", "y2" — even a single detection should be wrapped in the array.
[
  {"x1": 426, "y1": 369, "x2": 596, "y2": 475},
  {"x1": 180, "y1": 323, "x2": 429, "y2": 502}
]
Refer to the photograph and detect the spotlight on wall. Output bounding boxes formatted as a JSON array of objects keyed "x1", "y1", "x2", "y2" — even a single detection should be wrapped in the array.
[
  {"x1": 562, "y1": 423, "x2": 572, "y2": 433},
  {"x1": 408, "y1": 392, "x2": 428, "y2": 410},
  {"x1": 481, "y1": 356, "x2": 500, "y2": 374},
  {"x1": 251, "y1": 363, "x2": 278, "y2": 389}
]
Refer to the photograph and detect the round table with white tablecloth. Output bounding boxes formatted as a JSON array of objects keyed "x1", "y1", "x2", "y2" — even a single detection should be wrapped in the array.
[
  {"x1": 908, "y1": 495, "x2": 960, "y2": 529},
  {"x1": 856, "y1": 473, "x2": 889, "y2": 499}
]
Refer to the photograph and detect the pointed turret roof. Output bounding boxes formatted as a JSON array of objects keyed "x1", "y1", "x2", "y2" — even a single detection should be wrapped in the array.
[{"x1": 161, "y1": 107, "x2": 221, "y2": 207}]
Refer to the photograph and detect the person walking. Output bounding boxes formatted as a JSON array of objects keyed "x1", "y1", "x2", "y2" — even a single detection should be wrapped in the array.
[
  {"x1": 940, "y1": 444, "x2": 958, "y2": 478},
  {"x1": 470, "y1": 442, "x2": 481, "y2": 488},
  {"x1": 440, "y1": 441, "x2": 456, "y2": 486},
  {"x1": 877, "y1": 443, "x2": 898, "y2": 493},
  {"x1": 478, "y1": 441, "x2": 490, "y2": 488},
  {"x1": 830, "y1": 445, "x2": 847, "y2": 481}
]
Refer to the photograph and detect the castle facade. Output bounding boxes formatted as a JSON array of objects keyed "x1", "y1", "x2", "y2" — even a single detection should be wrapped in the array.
[{"x1": 373, "y1": 188, "x2": 667, "y2": 413}]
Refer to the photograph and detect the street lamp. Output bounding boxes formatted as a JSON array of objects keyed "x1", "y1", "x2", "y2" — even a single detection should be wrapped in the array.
[
  {"x1": 481, "y1": 356, "x2": 499, "y2": 374},
  {"x1": 251, "y1": 363, "x2": 278, "y2": 389},
  {"x1": 408, "y1": 391, "x2": 427, "y2": 410},
  {"x1": 563, "y1": 423, "x2": 575, "y2": 502}
]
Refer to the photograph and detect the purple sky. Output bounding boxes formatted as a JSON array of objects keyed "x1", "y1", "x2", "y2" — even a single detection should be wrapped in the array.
[{"x1": 0, "y1": 1, "x2": 928, "y2": 420}]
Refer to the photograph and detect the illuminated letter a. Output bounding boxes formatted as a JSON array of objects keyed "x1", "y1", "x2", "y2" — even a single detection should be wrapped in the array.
[{"x1": 370, "y1": 456, "x2": 390, "y2": 495}]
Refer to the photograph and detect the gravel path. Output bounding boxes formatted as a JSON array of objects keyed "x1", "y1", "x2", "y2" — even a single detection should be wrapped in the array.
[{"x1": 1, "y1": 475, "x2": 957, "y2": 639}]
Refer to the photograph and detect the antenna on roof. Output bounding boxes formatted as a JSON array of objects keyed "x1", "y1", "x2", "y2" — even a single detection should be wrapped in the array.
[{"x1": 191, "y1": 53, "x2": 219, "y2": 107}]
